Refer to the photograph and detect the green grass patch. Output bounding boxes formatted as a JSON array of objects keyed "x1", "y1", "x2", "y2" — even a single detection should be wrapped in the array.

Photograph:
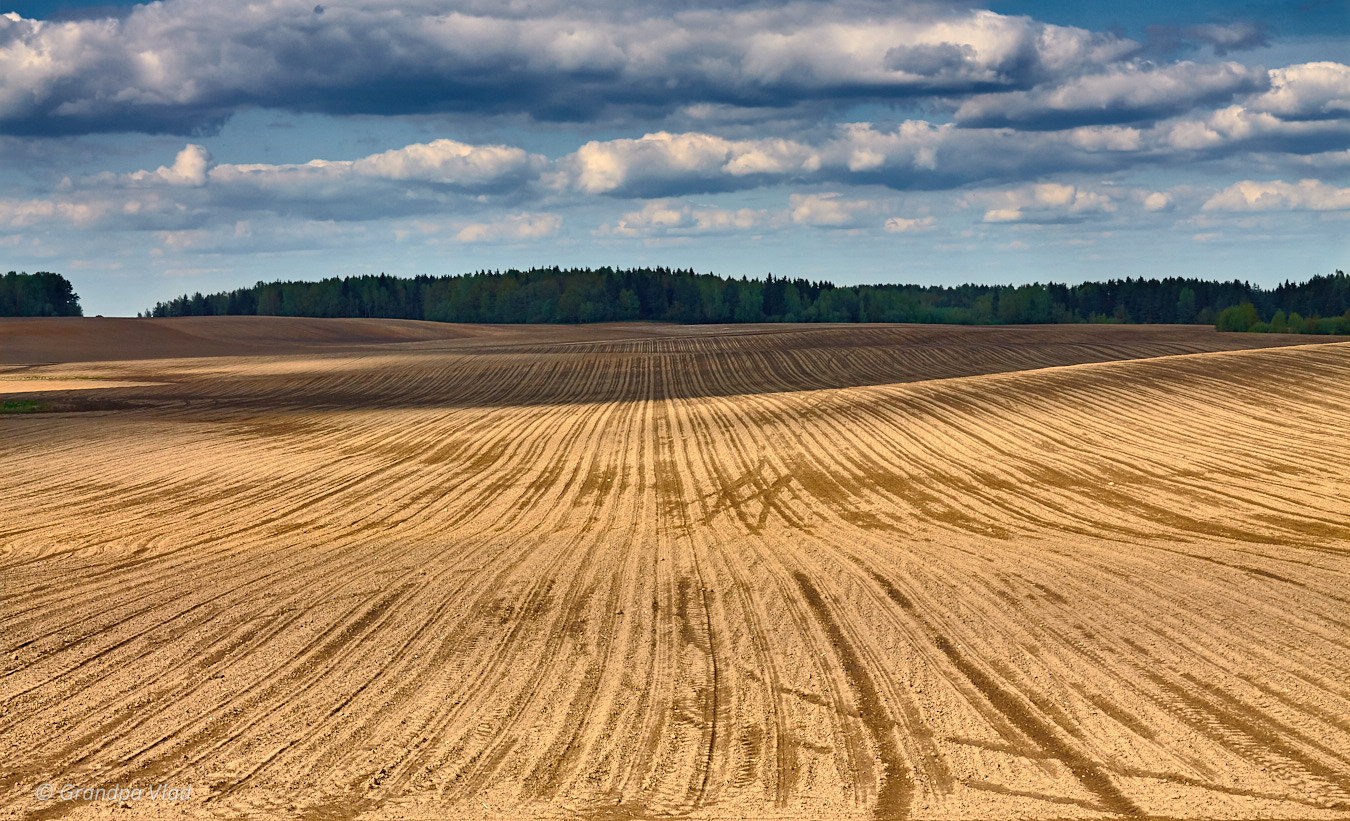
[{"x1": 1, "y1": 400, "x2": 49, "y2": 414}]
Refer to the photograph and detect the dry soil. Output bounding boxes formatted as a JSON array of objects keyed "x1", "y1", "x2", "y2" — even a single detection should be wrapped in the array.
[{"x1": 2, "y1": 318, "x2": 1348, "y2": 820}]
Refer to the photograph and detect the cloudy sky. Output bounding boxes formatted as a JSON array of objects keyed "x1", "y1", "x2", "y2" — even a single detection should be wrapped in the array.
[{"x1": 2, "y1": 0, "x2": 1347, "y2": 315}]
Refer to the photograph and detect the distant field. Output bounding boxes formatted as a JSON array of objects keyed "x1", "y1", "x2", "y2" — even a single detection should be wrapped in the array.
[{"x1": 2, "y1": 318, "x2": 1348, "y2": 820}]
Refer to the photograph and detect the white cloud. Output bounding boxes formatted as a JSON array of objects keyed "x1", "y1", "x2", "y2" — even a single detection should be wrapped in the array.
[
  {"x1": 141, "y1": 218, "x2": 371, "y2": 258},
  {"x1": 788, "y1": 192, "x2": 875, "y2": 227},
  {"x1": 982, "y1": 208, "x2": 1023, "y2": 223},
  {"x1": 1288, "y1": 148, "x2": 1350, "y2": 168},
  {"x1": 883, "y1": 216, "x2": 936, "y2": 233},
  {"x1": 209, "y1": 139, "x2": 543, "y2": 191},
  {"x1": 84, "y1": 139, "x2": 543, "y2": 202},
  {"x1": 11, "y1": 101, "x2": 1349, "y2": 243},
  {"x1": 600, "y1": 199, "x2": 777, "y2": 237},
  {"x1": 136, "y1": 144, "x2": 211, "y2": 186},
  {"x1": 1, "y1": 3, "x2": 1345, "y2": 313},
  {"x1": 1164, "y1": 104, "x2": 1288, "y2": 149},
  {"x1": 86, "y1": 144, "x2": 212, "y2": 188},
  {"x1": 974, "y1": 183, "x2": 1117, "y2": 223},
  {"x1": 1142, "y1": 192, "x2": 1173, "y2": 211},
  {"x1": 824, "y1": 121, "x2": 945, "y2": 173},
  {"x1": 600, "y1": 193, "x2": 886, "y2": 237},
  {"x1": 0, "y1": 197, "x2": 110, "y2": 227},
  {"x1": 955, "y1": 61, "x2": 1267, "y2": 127},
  {"x1": 352, "y1": 140, "x2": 543, "y2": 185},
  {"x1": 1248, "y1": 62, "x2": 1350, "y2": 120},
  {"x1": 567, "y1": 132, "x2": 817, "y2": 195},
  {"x1": 0, "y1": 3, "x2": 1140, "y2": 136},
  {"x1": 1, "y1": 136, "x2": 554, "y2": 235},
  {"x1": 1202, "y1": 179, "x2": 1350, "y2": 212},
  {"x1": 154, "y1": 229, "x2": 214, "y2": 251},
  {"x1": 605, "y1": 201, "x2": 686, "y2": 236},
  {"x1": 686, "y1": 206, "x2": 773, "y2": 233},
  {"x1": 1066, "y1": 125, "x2": 1142, "y2": 151},
  {"x1": 453, "y1": 212, "x2": 561, "y2": 243}
]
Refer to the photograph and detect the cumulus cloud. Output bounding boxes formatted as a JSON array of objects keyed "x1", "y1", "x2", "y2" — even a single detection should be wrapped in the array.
[
  {"x1": 79, "y1": 137, "x2": 547, "y2": 225},
  {"x1": 1, "y1": 0, "x2": 1343, "y2": 253},
  {"x1": 353, "y1": 140, "x2": 544, "y2": 185},
  {"x1": 1142, "y1": 191, "x2": 1173, "y2": 211},
  {"x1": 823, "y1": 120, "x2": 945, "y2": 174},
  {"x1": 453, "y1": 212, "x2": 562, "y2": 242},
  {"x1": 1159, "y1": 102, "x2": 1350, "y2": 154},
  {"x1": 806, "y1": 121, "x2": 1153, "y2": 189},
  {"x1": 883, "y1": 215, "x2": 935, "y2": 232},
  {"x1": 565, "y1": 132, "x2": 818, "y2": 196},
  {"x1": 0, "y1": 186, "x2": 203, "y2": 230},
  {"x1": 212, "y1": 139, "x2": 543, "y2": 192},
  {"x1": 1066, "y1": 125, "x2": 1142, "y2": 151},
  {"x1": 144, "y1": 218, "x2": 375, "y2": 257},
  {"x1": 1247, "y1": 62, "x2": 1350, "y2": 120},
  {"x1": 3, "y1": 1, "x2": 1341, "y2": 233},
  {"x1": 955, "y1": 61, "x2": 1268, "y2": 129},
  {"x1": 0, "y1": 2, "x2": 1138, "y2": 135},
  {"x1": 3, "y1": 136, "x2": 550, "y2": 232},
  {"x1": 600, "y1": 192, "x2": 885, "y2": 237},
  {"x1": 600, "y1": 200, "x2": 778, "y2": 238},
  {"x1": 788, "y1": 192, "x2": 876, "y2": 227},
  {"x1": 974, "y1": 183, "x2": 1116, "y2": 223},
  {"x1": 1201, "y1": 179, "x2": 1350, "y2": 211},
  {"x1": 128, "y1": 144, "x2": 211, "y2": 186},
  {"x1": 184, "y1": 118, "x2": 1340, "y2": 213},
  {"x1": 0, "y1": 197, "x2": 110, "y2": 228},
  {"x1": 83, "y1": 144, "x2": 212, "y2": 189},
  {"x1": 13, "y1": 97, "x2": 1348, "y2": 240},
  {"x1": 8, "y1": 88, "x2": 1348, "y2": 243}
]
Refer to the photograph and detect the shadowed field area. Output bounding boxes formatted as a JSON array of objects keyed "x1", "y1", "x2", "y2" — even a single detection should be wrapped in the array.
[{"x1": 2, "y1": 318, "x2": 1348, "y2": 820}]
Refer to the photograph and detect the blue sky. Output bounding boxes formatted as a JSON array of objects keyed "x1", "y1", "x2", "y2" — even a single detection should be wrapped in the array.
[{"x1": 1, "y1": 0, "x2": 1347, "y2": 315}]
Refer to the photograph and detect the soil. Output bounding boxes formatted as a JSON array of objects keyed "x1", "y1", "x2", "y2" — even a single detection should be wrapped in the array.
[{"x1": 2, "y1": 318, "x2": 1347, "y2": 820}]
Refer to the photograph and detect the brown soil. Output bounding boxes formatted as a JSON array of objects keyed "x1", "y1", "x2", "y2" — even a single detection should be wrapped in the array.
[
  {"x1": 0, "y1": 316, "x2": 497, "y2": 365},
  {"x1": 2, "y1": 319, "x2": 1348, "y2": 820}
]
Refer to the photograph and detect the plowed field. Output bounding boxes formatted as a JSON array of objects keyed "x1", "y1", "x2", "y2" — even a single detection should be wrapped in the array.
[{"x1": 3, "y1": 318, "x2": 1348, "y2": 820}]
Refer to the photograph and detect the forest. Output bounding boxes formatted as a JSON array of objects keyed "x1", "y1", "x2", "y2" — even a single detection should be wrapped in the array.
[
  {"x1": 1, "y1": 271, "x2": 83, "y2": 317},
  {"x1": 145, "y1": 267, "x2": 1350, "y2": 333}
]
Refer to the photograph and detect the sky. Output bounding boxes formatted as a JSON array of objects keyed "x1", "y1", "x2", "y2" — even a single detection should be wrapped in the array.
[{"x1": 1, "y1": 0, "x2": 1347, "y2": 316}]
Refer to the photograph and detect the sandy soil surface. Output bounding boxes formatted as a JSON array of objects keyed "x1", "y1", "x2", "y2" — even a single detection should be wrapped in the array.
[{"x1": 2, "y1": 318, "x2": 1348, "y2": 820}]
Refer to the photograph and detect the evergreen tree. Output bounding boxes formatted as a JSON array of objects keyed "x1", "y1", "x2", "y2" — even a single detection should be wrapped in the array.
[
  {"x1": 138, "y1": 268, "x2": 1349, "y2": 334},
  {"x1": 0, "y1": 271, "x2": 83, "y2": 316}
]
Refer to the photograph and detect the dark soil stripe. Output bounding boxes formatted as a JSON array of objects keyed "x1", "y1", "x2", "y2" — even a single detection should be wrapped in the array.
[{"x1": 793, "y1": 572, "x2": 911, "y2": 820}]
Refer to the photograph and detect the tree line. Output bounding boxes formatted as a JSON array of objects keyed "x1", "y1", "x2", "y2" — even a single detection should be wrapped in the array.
[
  {"x1": 144, "y1": 267, "x2": 1350, "y2": 332},
  {"x1": 1, "y1": 271, "x2": 83, "y2": 317}
]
